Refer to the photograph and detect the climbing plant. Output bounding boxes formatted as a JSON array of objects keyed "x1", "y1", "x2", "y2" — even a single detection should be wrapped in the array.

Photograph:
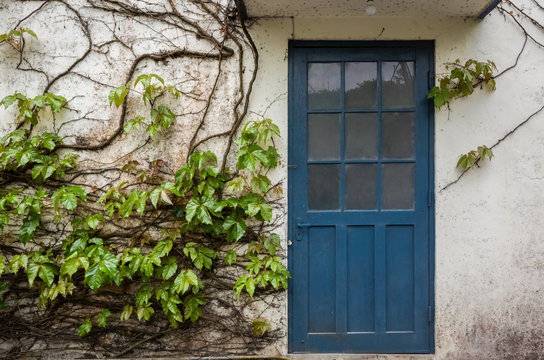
[
  {"x1": 432, "y1": 1, "x2": 544, "y2": 190},
  {"x1": 0, "y1": 78, "x2": 289, "y2": 332},
  {"x1": 428, "y1": 59, "x2": 497, "y2": 110},
  {"x1": 428, "y1": 58, "x2": 497, "y2": 171}
]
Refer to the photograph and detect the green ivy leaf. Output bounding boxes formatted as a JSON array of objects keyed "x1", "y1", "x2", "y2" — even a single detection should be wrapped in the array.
[
  {"x1": 108, "y1": 85, "x2": 128, "y2": 108},
  {"x1": 246, "y1": 256, "x2": 262, "y2": 275},
  {"x1": 119, "y1": 190, "x2": 147, "y2": 217},
  {"x1": 99, "y1": 252, "x2": 119, "y2": 277},
  {"x1": 9, "y1": 254, "x2": 28, "y2": 273},
  {"x1": 252, "y1": 317, "x2": 271, "y2": 337},
  {"x1": 250, "y1": 175, "x2": 272, "y2": 193},
  {"x1": 1, "y1": 94, "x2": 17, "y2": 108},
  {"x1": 0, "y1": 256, "x2": 4, "y2": 277},
  {"x1": 135, "y1": 191, "x2": 147, "y2": 216},
  {"x1": 225, "y1": 177, "x2": 245, "y2": 194},
  {"x1": 245, "y1": 277, "x2": 255, "y2": 297},
  {"x1": 156, "y1": 105, "x2": 175, "y2": 129},
  {"x1": 86, "y1": 214, "x2": 104, "y2": 230},
  {"x1": 124, "y1": 116, "x2": 144, "y2": 134},
  {"x1": 137, "y1": 305, "x2": 155, "y2": 321},
  {"x1": 234, "y1": 274, "x2": 256, "y2": 298},
  {"x1": 23, "y1": 28, "x2": 37, "y2": 38},
  {"x1": 172, "y1": 269, "x2": 199, "y2": 295},
  {"x1": 158, "y1": 257, "x2": 178, "y2": 280},
  {"x1": 38, "y1": 264, "x2": 57, "y2": 286},
  {"x1": 139, "y1": 256, "x2": 155, "y2": 277},
  {"x1": 259, "y1": 203, "x2": 273, "y2": 222},
  {"x1": 97, "y1": 308, "x2": 111, "y2": 327},
  {"x1": 225, "y1": 250, "x2": 237, "y2": 266},
  {"x1": 223, "y1": 216, "x2": 246, "y2": 242},
  {"x1": 61, "y1": 192, "x2": 77, "y2": 211},
  {"x1": 135, "y1": 284, "x2": 152, "y2": 307},
  {"x1": 264, "y1": 234, "x2": 281, "y2": 256},
  {"x1": 246, "y1": 203, "x2": 272, "y2": 222},
  {"x1": 85, "y1": 263, "x2": 104, "y2": 291},
  {"x1": 51, "y1": 186, "x2": 86, "y2": 213},
  {"x1": 151, "y1": 239, "x2": 173, "y2": 260},
  {"x1": 128, "y1": 254, "x2": 143, "y2": 275},
  {"x1": 27, "y1": 262, "x2": 40, "y2": 288},
  {"x1": 185, "y1": 198, "x2": 212, "y2": 225},
  {"x1": 149, "y1": 188, "x2": 161, "y2": 208},
  {"x1": 61, "y1": 257, "x2": 88, "y2": 278},
  {"x1": 78, "y1": 318, "x2": 92, "y2": 336},
  {"x1": 19, "y1": 217, "x2": 39, "y2": 244},
  {"x1": 183, "y1": 293, "x2": 205, "y2": 322},
  {"x1": 120, "y1": 304, "x2": 133, "y2": 322}
]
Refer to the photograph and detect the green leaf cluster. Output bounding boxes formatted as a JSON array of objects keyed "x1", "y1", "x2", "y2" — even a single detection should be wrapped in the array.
[
  {"x1": 0, "y1": 28, "x2": 37, "y2": 43},
  {"x1": 234, "y1": 234, "x2": 290, "y2": 298},
  {"x1": 0, "y1": 81, "x2": 288, "y2": 338},
  {"x1": 236, "y1": 119, "x2": 280, "y2": 173},
  {"x1": 252, "y1": 317, "x2": 271, "y2": 337},
  {"x1": 457, "y1": 145, "x2": 494, "y2": 170},
  {"x1": 1, "y1": 92, "x2": 66, "y2": 125},
  {"x1": 428, "y1": 59, "x2": 497, "y2": 109},
  {"x1": 109, "y1": 73, "x2": 179, "y2": 138}
]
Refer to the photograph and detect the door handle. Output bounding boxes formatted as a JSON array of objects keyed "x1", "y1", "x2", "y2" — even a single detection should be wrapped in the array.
[{"x1": 295, "y1": 223, "x2": 310, "y2": 241}]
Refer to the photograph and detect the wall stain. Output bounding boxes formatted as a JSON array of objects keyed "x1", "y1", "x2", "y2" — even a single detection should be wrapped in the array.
[{"x1": 442, "y1": 305, "x2": 544, "y2": 360}]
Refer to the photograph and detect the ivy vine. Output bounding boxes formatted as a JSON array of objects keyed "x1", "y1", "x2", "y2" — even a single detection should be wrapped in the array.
[{"x1": 0, "y1": 81, "x2": 289, "y2": 335}]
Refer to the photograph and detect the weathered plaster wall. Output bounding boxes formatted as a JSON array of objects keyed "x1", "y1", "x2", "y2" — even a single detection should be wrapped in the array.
[
  {"x1": 245, "y1": 1, "x2": 544, "y2": 358},
  {"x1": 0, "y1": 1, "x2": 290, "y2": 358}
]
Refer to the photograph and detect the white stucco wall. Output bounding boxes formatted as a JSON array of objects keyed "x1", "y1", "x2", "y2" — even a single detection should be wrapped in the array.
[{"x1": 245, "y1": 2, "x2": 544, "y2": 358}]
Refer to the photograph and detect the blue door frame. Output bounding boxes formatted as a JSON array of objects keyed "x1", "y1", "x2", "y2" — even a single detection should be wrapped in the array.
[{"x1": 287, "y1": 40, "x2": 435, "y2": 354}]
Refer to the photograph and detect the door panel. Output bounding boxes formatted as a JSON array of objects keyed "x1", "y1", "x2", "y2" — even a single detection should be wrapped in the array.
[
  {"x1": 347, "y1": 226, "x2": 375, "y2": 333},
  {"x1": 288, "y1": 41, "x2": 434, "y2": 354}
]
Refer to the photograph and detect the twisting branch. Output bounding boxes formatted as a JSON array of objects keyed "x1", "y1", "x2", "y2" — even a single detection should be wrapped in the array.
[
  {"x1": 187, "y1": 39, "x2": 225, "y2": 157},
  {"x1": 441, "y1": 104, "x2": 544, "y2": 192},
  {"x1": 220, "y1": 0, "x2": 259, "y2": 172}
]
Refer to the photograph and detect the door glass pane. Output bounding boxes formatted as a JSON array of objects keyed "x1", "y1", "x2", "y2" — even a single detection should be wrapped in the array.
[
  {"x1": 308, "y1": 164, "x2": 340, "y2": 210},
  {"x1": 345, "y1": 113, "x2": 377, "y2": 160},
  {"x1": 345, "y1": 164, "x2": 377, "y2": 210},
  {"x1": 345, "y1": 62, "x2": 377, "y2": 109},
  {"x1": 382, "y1": 112, "x2": 414, "y2": 159},
  {"x1": 382, "y1": 163, "x2": 414, "y2": 209},
  {"x1": 308, "y1": 63, "x2": 341, "y2": 110},
  {"x1": 382, "y1": 62, "x2": 414, "y2": 108},
  {"x1": 308, "y1": 113, "x2": 340, "y2": 160}
]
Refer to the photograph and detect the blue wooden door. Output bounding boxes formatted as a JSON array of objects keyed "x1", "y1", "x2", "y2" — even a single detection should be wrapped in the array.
[{"x1": 288, "y1": 41, "x2": 434, "y2": 354}]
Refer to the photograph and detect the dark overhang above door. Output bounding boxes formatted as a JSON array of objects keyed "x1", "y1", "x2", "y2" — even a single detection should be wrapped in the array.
[{"x1": 241, "y1": 0, "x2": 500, "y2": 19}]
